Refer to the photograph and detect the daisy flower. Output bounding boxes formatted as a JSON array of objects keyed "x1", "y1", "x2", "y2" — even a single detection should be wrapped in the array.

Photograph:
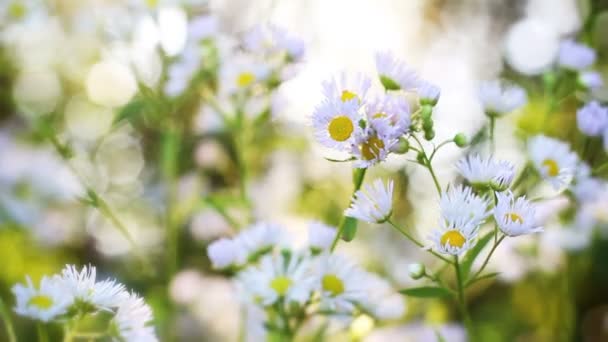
[
  {"x1": 456, "y1": 155, "x2": 515, "y2": 191},
  {"x1": 494, "y1": 191, "x2": 543, "y2": 236},
  {"x1": 577, "y1": 101, "x2": 608, "y2": 137},
  {"x1": 416, "y1": 79, "x2": 441, "y2": 106},
  {"x1": 219, "y1": 54, "x2": 270, "y2": 95},
  {"x1": 235, "y1": 222, "x2": 286, "y2": 261},
  {"x1": 558, "y1": 39, "x2": 596, "y2": 71},
  {"x1": 439, "y1": 184, "x2": 490, "y2": 228},
  {"x1": 322, "y1": 72, "x2": 371, "y2": 105},
  {"x1": 360, "y1": 273, "x2": 405, "y2": 320},
  {"x1": 312, "y1": 99, "x2": 361, "y2": 150},
  {"x1": 528, "y1": 135, "x2": 578, "y2": 190},
  {"x1": 12, "y1": 276, "x2": 74, "y2": 322},
  {"x1": 429, "y1": 221, "x2": 477, "y2": 256},
  {"x1": 350, "y1": 129, "x2": 396, "y2": 168},
  {"x1": 315, "y1": 254, "x2": 370, "y2": 314},
  {"x1": 56, "y1": 265, "x2": 128, "y2": 310},
  {"x1": 478, "y1": 80, "x2": 527, "y2": 116},
  {"x1": 243, "y1": 23, "x2": 305, "y2": 61},
  {"x1": 111, "y1": 292, "x2": 158, "y2": 342},
  {"x1": 579, "y1": 71, "x2": 603, "y2": 90},
  {"x1": 307, "y1": 222, "x2": 337, "y2": 252},
  {"x1": 207, "y1": 237, "x2": 245, "y2": 269},
  {"x1": 374, "y1": 51, "x2": 419, "y2": 91},
  {"x1": 365, "y1": 94, "x2": 411, "y2": 140},
  {"x1": 238, "y1": 253, "x2": 314, "y2": 306},
  {"x1": 344, "y1": 179, "x2": 394, "y2": 223}
]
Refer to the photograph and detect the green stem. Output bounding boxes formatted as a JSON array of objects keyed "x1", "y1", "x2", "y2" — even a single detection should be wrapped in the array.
[
  {"x1": 489, "y1": 116, "x2": 495, "y2": 154},
  {"x1": 37, "y1": 323, "x2": 49, "y2": 342},
  {"x1": 387, "y1": 220, "x2": 453, "y2": 264},
  {"x1": 162, "y1": 128, "x2": 180, "y2": 278},
  {"x1": 426, "y1": 160, "x2": 442, "y2": 196},
  {"x1": 330, "y1": 168, "x2": 368, "y2": 252},
  {"x1": 468, "y1": 234, "x2": 505, "y2": 286},
  {"x1": 0, "y1": 296, "x2": 16, "y2": 342},
  {"x1": 454, "y1": 256, "x2": 474, "y2": 340}
]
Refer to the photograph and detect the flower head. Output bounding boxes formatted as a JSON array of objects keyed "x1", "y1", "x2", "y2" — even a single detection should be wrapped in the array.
[
  {"x1": 344, "y1": 179, "x2": 393, "y2": 223},
  {"x1": 307, "y1": 222, "x2": 336, "y2": 252},
  {"x1": 558, "y1": 39, "x2": 596, "y2": 71},
  {"x1": 243, "y1": 23, "x2": 305, "y2": 61},
  {"x1": 207, "y1": 238, "x2": 244, "y2": 269},
  {"x1": 12, "y1": 276, "x2": 73, "y2": 322},
  {"x1": 111, "y1": 292, "x2": 158, "y2": 342},
  {"x1": 235, "y1": 222, "x2": 286, "y2": 260},
  {"x1": 322, "y1": 72, "x2": 371, "y2": 105},
  {"x1": 374, "y1": 51, "x2": 419, "y2": 91},
  {"x1": 365, "y1": 95, "x2": 411, "y2": 140},
  {"x1": 416, "y1": 79, "x2": 441, "y2": 105},
  {"x1": 478, "y1": 80, "x2": 527, "y2": 116},
  {"x1": 528, "y1": 135, "x2": 578, "y2": 190},
  {"x1": 315, "y1": 254, "x2": 370, "y2": 314},
  {"x1": 312, "y1": 99, "x2": 361, "y2": 150},
  {"x1": 577, "y1": 101, "x2": 608, "y2": 137},
  {"x1": 429, "y1": 221, "x2": 477, "y2": 256},
  {"x1": 440, "y1": 184, "x2": 490, "y2": 229},
  {"x1": 56, "y1": 265, "x2": 127, "y2": 310},
  {"x1": 494, "y1": 191, "x2": 543, "y2": 236},
  {"x1": 456, "y1": 155, "x2": 515, "y2": 191}
]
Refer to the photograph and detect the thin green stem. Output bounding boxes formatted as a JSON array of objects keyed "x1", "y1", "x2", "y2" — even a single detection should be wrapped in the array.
[
  {"x1": 330, "y1": 168, "x2": 367, "y2": 252},
  {"x1": 468, "y1": 234, "x2": 506, "y2": 286},
  {"x1": 0, "y1": 296, "x2": 16, "y2": 342},
  {"x1": 429, "y1": 140, "x2": 453, "y2": 161},
  {"x1": 489, "y1": 116, "x2": 495, "y2": 154},
  {"x1": 37, "y1": 323, "x2": 49, "y2": 342},
  {"x1": 387, "y1": 220, "x2": 452, "y2": 264},
  {"x1": 454, "y1": 256, "x2": 474, "y2": 340},
  {"x1": 426, "y1": 161, "x2": 442, "y2": 196}
]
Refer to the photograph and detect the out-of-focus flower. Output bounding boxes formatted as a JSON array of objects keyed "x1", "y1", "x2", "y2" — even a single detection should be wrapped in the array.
[
  {"x1": 558, "y1": 39, "x2": 596, "y2": 71},
  {"x1": 157, "y1": 6, "x2": 188, "y2": 57},
  {"x1": 207, "y1": 238, "x2": 243, "y2": 269},
  {"x1": 86, "y1": 60, "x2": 137, "y2": 108},
  {"x1": 244, "y1": 23, "x2": 305, "y2": 62},
  {"x1": 415, "y1": 79, "x2": 440, "y2": 105},
  {"x1": 219, "y1": 54, "x2": 270, "y2": 95},
  {"x1": 238, "y1": 253, "x2": 314, "y2": 306},
  {"x1": 504, "y1": 18, "x2": 559, "y2": 75},
  {"x1": 579, "y1": 71, "x2": 604, "y2": 90},
  {"x1": 577, "y1": 101, "x2": 608, "y2": 137},
  {"x1": 307, "y1": 222, "x2": 336, "y2": 252},
  {"x1": 494, "y1": 191, "x2": 543, "y2": 237},
  {"x1": 312, "y1": 99, "x2": 361, "y2": 150},
  {"x1": 112, "y1": 292, "x2": 158, "y2": 342},
  {"x1": 345, "y1": 179, "x2": 393, "y2": 224},
  {"x1": 64, "y1": 95, "x2": 114, "y2": 141},
  {"x1": 439, "y1": 185, "x2": 489, "y2": 229},
  {"x1": 478, "y1": 80, "x2": 527, "y2": 116},
  {"x1": 456, "y1": 155, "x2": 515, "y2": 191},
  {"x1": 13, "y1": 69, "x2": 62, "y2": 116},
  {"x1": 12, "y1": 276, "x2": 73, "y2": 322},
  {"x1": 374, "y1": 51, "x2": 418, "y2": 91},
  {"x1": 322, "y1": 72, "x2": 371, "y2": 105},
  {"x1": 235, "y1": 222, "x2": 286, "y2": 259},
  {"x1": 361, "y1": 273, "x2": 405, "y2": 320},
  {"x1": 528, "y1": 135, "x2": 578, "y2": 190},
  {"x1": 315, "y1": 254, "x2": 369, "y2": 314}
]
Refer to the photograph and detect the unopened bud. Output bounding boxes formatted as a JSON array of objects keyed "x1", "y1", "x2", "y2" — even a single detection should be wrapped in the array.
[
  {"x1": 453, "y1": 133, "x2": 468, "y2": 147},
  {"x1": 424, "y1": 129, "x2": 435, "y2": 141},
  {"x1": 391, "y1": 137, "x2": 410, "y2": 154},
  {"x1": 408, "y1": 263, "x2": 426, "y2": 280}
]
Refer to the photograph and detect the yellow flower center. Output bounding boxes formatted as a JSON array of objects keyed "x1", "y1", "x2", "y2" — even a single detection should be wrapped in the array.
[
  {"x1": 542, "y1": 159, "x2": 559, "y2": 177},
  {"x1": 236, "y1": 72, "x2": 256, "y2": 88},
  {"x1": 9, "y1": 2, "x2": 26, "y2": 18},
  {"x1": 440, "y1": 230, "x2": 466, "y2": 248},
  {"x1": 361, "y1": 136, "x2": 385, "y2": 160},
  {"x1": 506, "y1": 212, "x2": 523, "y2": 224},
  {"x1": 322, "y1": 274, "x2": 345, "y2": 296},
  {"x1": 341, "y1": 90, "x2": 358, "y2": 102},
  {"x1": 28, "y1": 295, "x2": 54, "y2": 309},
  {"x1": 270, "y1": 276, "x2": 292, "y2": 296},
  {"x1": 328, "y1": 116, "x2": 354, "y2": 142}
]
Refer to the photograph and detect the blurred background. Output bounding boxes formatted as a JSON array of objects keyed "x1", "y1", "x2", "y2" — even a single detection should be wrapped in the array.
[{"x1": 1, "y1": 0, "x2": 608, "y2": 341}]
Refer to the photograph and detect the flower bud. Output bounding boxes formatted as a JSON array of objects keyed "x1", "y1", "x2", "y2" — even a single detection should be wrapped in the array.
[
  {"x1": 424, "y1": 129, "x2": 435, "y2": 141},
  {"x1": 391, "y1": 137, "x2": 410, "y2": 154},
  {"x1": 422, "y1": 117, "x2": 434, "y2": 131},
  {"x1": 408, "y1": 263, "x2": 426, "y2": 280},
  {"x1": 453, "y1": 133, "x2": 468, "y2": 147},
  {"x1": 420, "y1": 105, "x2": 433, "y2": 120}
]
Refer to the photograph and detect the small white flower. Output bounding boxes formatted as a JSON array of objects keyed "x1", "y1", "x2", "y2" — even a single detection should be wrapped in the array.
[
  {"x1": 112, "y1": 292, "x2": 158, "y2": 342},
  {"x1": 219, "y1": 54, "x2": 270, "y2": 95},
  {"x1": 429, "y1": 221, "x2": 477, "y2": 256},
  {"x1": 360, "y1": 273, "x2": 405, "y2": 320},
  {"x1": 440, "y1": 184, "x2": 490, "y2": 229},
  {"x1": 579, "y1": 71, "x2": 603, "y2": 89},
  {"x1": 350, "y1": 129, "x2": 396, "y2": 168},
  {"x1": 365, "y1": 94, "x2": 411, "y2": 140},
  {"x1": 416, "y1": 79, "x2": 441, "y2": 105},
  {"x1": 12, "y1": 276, "x2": 73, "y2": 322},
  {"x1": 238, "y1": 253, "x2": 314, "y2": 306},
  {"x1": 528, "y1": 135, "x2": 578, "y2": 190},
  {"x1": 577, "y1": 101, "x2": 608, "y2": 136},
  {"x1": 478, "y1": 80, "x2": 527, "y2": 116},
  {"x1": 307, "y1": 222, "x2": 336, "y2": 252},
  {"x1": 243, "y1": 23, "x2": 305, "y2": 61},
  {"x1": 56, "y1": 265, "x2": 128, "y2": 310},
  {"x1": 322, "y1": 72, "x2": 372, "y2": 105},
  {"x1": 207, "y1": 238, "x2": 244, "y2": 269},
  {"x1": 235, "y1": 222, "x2": 286, "y2": 260},
  {"x1": 312, "y1": 99, "x2": 362, "y2": 151},
  {"x1": 494, "y1": 191, "x2": 543, "y2": 236},
  {"x1": 572, "y1": 177, "x2": 605, "y2": 202},
  {"x1": 315, "y1": 254, "x2": 369, "y2": 314},
  {"x1": 456, "y1": 155, "x2": 515, "y2": 190},
  {"x1": 374, "y1": 51, "x2": 419, "y2": 91},
  {"x1": 345, "y1": 179, "x2": 393, "y2": 223},
  {"x1": 558, "y1": 39, "x2": 596, "y2": 71}
]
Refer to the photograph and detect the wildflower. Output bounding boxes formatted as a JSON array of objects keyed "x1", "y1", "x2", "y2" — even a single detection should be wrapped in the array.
[
  {"x1": 219, "y1": 54, "x2": 270, "y2": 94},
  {"x1": 494, "y1": 191, "x2": 543, "y2": 236},
  {"x1": 315, "y1": 254, "x2": 369, "y2": 314},
  {"x1": 56, "y1": 265, "x2": 128, "y2": 310},
  {"x1": 579, "y1": 71, "x2": 603, "y2": 90},
  {"x1": 207, "y1": 238, "x2": 243, "y2": 269},
  {"x1": 312, "y1": 99, "x2": 361, "y2": 150},
  {"x1": 350, "y1": 129, "x2": 396, "y2": 168},
  {"x1": 374, "y1": 51, "x2": 419, "y2": 91},
  {"x1": 322, "y1": 72, "x2": 372, "y2": 105},
  {"x1": 416, "y1": 79, "x2": 441, "y2": 106},
  {"x1": 365, "y1": 95, "x2": 411, "y2": 140},
  {"x1": 528, "y1": 135, "x2": 578, "y2": 190},
  {"x1": 478, "y1": 80, "x2": 527, "y2": 116},
  {"x1": 408, "y1": 263, "x2": 426, "y2": 280},
  {"x1": 558, "y1": 39, "x2": 596, "y2": 71},
  {"x1": 12, "y1": 276, "x2": 73, "y2": 322},
  {"x1": 577, "y1": 101, "x2": 608, "y2": 136},
  {"x1": 235, "y1": 222, "x2": 286, "y2": 260},
  {"x1": 111, "y1": 292, "x2": 158, "y2": 342},
  {"x1": 307, "y1": 222, "x2": 337, "y2": 252},
  {"x1": 429, "y1": 221, "x2": 477, "y2": 256},
  {"x1": 456, "y1": 155, "x2": 515, "y2": 191},
  {"x1": 345, "y1": 179, "x2": 394, "y2": 223},
  {"x1": 439, "y1": 184, "x2": 490, "y2": 228}
]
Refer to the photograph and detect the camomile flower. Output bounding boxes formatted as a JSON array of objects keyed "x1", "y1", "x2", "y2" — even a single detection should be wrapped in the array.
[
  {"x1": 315, "y1": 254, "x2": 369, "y2": 314},
  {"x1": 374, "y1": 51, "x2": 419, "y2": 91},
  {"x1": 365, "y1": 95, "x2": 411, "y2": 140},
  {"x1": 478, "y1": 80, "x2": 527, "y2": 116},
  {"x1": 238, "y1": 253, "x2": 314, "y2": 306},
  {"x1": 439, "y1": 184, "x2": 490, "y2": 228},
  {"x1": 322, "y1": 72, "x2": 371, "y2": 105},
  {"x1": 111, "y1": 292, "x2": 158, "y2": 342},
  {"x1": 12, "y1": 276, "x2": 74, "y2": 322},
  {"x1": 494, "y1": 191, "x2": 543, "y2": 236},
  {"x1": 350, "y1": 129, "x2": 395, "y2": 168},
  {"x1": 344, "y1": 179, "x2": 394, "y2": 223},
  {"x1": 558, "y1": 39, "x2": 596, "y2": 71},
  {"x1": 307, "y1": 222, "x2": 337, "y2": 252},
  {"x1": 528, "y1": 135, "x2": 578, "y2": 190},
  {"x1": 235, "y1": 222, "x2": 286, "y2": 261},
  {"x1": 579, "y1": 71, "x2": 603, "y2": 90},
  {"x1": 577, "y1": 101, "x2": 608, "y2": 137},
  {"x1": 56, "y1": 265, "x2": 128, "y2": 310},
  {"x1": 207, "y1": 237, "x2": 245, "y2": 269},
  {"x1": 416, "y1": 79, "x2": 441, "y2": 106},
  {"x1": 456, "y1": 155, "x2": 515, "y2": 191},
  {"x1": 429, "y1": 221, "x2": 477, "y2": 256},
  {"x1": 312, "y1": 99, "x2": 362, "y2": 150},
  {"x1": 219, "y1": 54, "x2": 270, "y2": 95}
]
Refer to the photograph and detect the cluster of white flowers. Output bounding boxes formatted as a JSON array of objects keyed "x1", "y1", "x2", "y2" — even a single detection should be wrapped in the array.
[
  {"x1": 312, "y1": 52, "x2": 441, "y2": 168},
  {"x1": 207, "y1": 222, "x2": 404, "y2": 329},
  {"x1": 558, "y1": 39, "x2": 603, "y2": 90},
  {"x1": 478, "y1": 80, "x2": 527, "y2": 116},
  {"x1": 12, "y1": 265, "x2": 157, "y2": 341}
]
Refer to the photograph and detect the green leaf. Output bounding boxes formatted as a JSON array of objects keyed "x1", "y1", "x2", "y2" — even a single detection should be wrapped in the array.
[
  {"x1": 341, "y1": 216, "x2": 358, "y2": 242},
  {"x1": 323, "y1": 157, "x2": 356, "y2": 163},
  {"x1": 399, "y1": 286, "x2": 452, "y2": 298},
  {"x1": 461, "y1": 231, "x2": 493, "y2": 281},
  {"x1": 467, "y1": 272, "x2": 500, "y2": 287},
  {"x1": 113, "y1": 100, "x2": 145, "y2": 126}
]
